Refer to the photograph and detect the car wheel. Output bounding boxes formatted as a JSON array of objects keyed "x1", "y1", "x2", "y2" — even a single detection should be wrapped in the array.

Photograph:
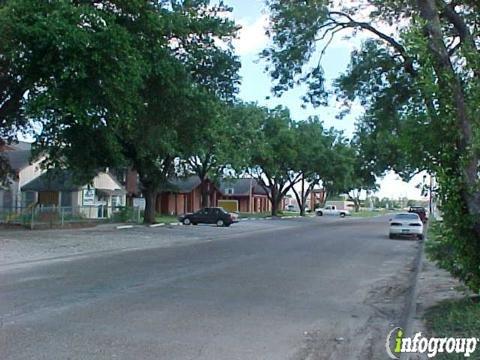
[
  {"x1": 317, "y1": 211, "x2": 323, "y2": 216},
  {"x1": 417, "y1": 234, "x2": 424, "y2": 240},
  {"x1": 340, "y1": 213, "x2": 346, "y2": 218},
  {"x1": 216, "y1": 219, "x2": 225, "y2": 227},
  {"x1": 183, "y1": 218, "x2": 191, "y2": 225}
]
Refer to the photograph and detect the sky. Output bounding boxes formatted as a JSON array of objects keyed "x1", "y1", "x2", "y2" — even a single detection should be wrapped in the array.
[{"x1": 226, "y1": 0, "x2": 428, "y2": 200}]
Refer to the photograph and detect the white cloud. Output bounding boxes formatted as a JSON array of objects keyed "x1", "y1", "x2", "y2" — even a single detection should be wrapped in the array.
[
  {"x1": 376, "y1": 171, "x2": 428, "y2": 200},
  {"x1": 234, "y1": 14, "x2": 269, "y2": 56}
]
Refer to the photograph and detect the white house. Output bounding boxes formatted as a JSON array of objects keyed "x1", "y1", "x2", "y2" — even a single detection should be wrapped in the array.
[
  {"x1": 21, "y1": 170, "x2": 127, "y2": 219},
  {"x1": 0, "y1": 142, "x2": 44, "y2": 209}
]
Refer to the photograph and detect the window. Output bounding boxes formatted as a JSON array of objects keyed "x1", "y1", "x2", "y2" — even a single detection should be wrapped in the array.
[
  {"x1": 225, "y1": 188, "x2": 234, "y2": 195},
  {"x1": 112, "y1": 195, "x2": 122, "y2": 207}
]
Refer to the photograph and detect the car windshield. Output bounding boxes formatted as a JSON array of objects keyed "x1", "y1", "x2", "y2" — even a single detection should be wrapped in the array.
[{"x1": 394, "y1": 214, "x2": 420, "y2": 220}]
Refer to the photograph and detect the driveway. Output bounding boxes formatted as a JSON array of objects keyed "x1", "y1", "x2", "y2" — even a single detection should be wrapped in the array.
[{"x1": 0, "y1": 216, "x2": 421, "y2": 359}]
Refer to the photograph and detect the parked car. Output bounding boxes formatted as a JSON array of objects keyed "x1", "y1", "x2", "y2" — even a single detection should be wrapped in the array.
[
  {"x1": 315, "y1": 205, "x2": 350, "y2": 217},
  {"x1": 408, "y1": 206, "x2": 428, "y2": 223},
  {"x1": 389, "y1": 213, "x2": 424, "y2": 240},
  {"x1": 178, "y1": 207, "x2": 237, "y2": 227}
]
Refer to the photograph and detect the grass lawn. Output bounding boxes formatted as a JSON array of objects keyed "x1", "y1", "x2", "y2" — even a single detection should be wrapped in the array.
[
  {"x1": 351, "y1": 210, "x2": 394, "y2": 217},
  {"x1": 423, "y1": 221, "x2": 479, "y2": 359},
  {"x1": 424, "y1": 297, "x2": 480, "y2": 359},
  {"x1": 237, "y1": 211, "x2": 315, "y2": 218},
  {"x1": 154, "y1": 215, "x2": 179, "y2": 224},
  {"x1": 237, "y1": 212, "x2": 271, "y2": 219},
  {"x1": 279, "y1": 211, "x2": 301, "y2": 217}
]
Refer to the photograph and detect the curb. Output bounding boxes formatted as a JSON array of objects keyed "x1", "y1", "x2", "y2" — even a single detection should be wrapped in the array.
[
  {"x1": 149, "y1": 223, "x2": 165, "y2": 228},
  {"x1": 116, "y1": 225, "x2": 134, "y2": 230},
  {"x1": 400, "y1": 237, "x2": 426, "y2": 359}
]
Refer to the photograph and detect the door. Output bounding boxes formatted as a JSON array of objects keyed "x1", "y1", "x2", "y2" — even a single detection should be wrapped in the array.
[
  {"x1": 193, "y1": 208, "x2": 209, "y2": 223},
  {"x1": 210, "y1": 208, "x2": 222, "y2": 224}
]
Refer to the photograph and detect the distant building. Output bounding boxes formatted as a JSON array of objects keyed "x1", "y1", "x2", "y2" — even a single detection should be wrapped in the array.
[
  {"x1": 218, "y1": 178, "x2": 270, "y2": 213},
  {"x1": 154, "y1": 176, "x2": 272, "y2": 215}
]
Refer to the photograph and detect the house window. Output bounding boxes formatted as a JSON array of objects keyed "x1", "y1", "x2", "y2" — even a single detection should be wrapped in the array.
[
  {"x1": 112, "y1": 195, "x2": 122, "y2": 207},
  {"x1": 225, "y1": 188, "x2": 234, "y2": 195}
]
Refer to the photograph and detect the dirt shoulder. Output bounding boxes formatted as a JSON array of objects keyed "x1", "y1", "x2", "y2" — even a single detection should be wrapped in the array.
[{"x1": 406, "y1": 253, "x2": 469, "y2": 359}]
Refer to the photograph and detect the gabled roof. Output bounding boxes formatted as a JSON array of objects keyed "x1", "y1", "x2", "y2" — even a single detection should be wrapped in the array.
[
  {"x1": 21, "y1": 170, "x2": 82, "y2": 192},
  {"x1": 166, "y1": 176, "x2": 202, "y2": 193},
  {"x1": 219, "y1": 178, "x2": 268, "y2": 196},
  {"x1": 0, "y1": 140, "x2": 32, "y2": 152},
  {"x1": 1, "y1": 150, "x2": 32, "y2": 172},
  {"x1": 21, "y1": 170, "x2": 126, "y2": 193},
  {"x1": 10, "y1": 141, "x2": 32, "y2": 151}
]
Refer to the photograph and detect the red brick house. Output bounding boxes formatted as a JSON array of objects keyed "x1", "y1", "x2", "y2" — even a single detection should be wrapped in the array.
[
  {"x1": 115, "y1": 170, "x2": 273, "y2": 215},
  {"x1": 218, "y1": 178, "x2": 271, "y2": 213},
  {"x1": 156, "y1": 176, "x2": 220, "y2": 215},
  {"x1": 156, "y1": 177, "x2": 272, "y2": 215},
  {"x1": 310, "y1": 188, "x2": 327, "y2": 209}
]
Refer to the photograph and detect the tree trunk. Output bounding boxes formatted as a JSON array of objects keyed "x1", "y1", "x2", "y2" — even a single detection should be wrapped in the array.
[
  {"x1": 143, "y1": 186, "x2": 157, "y2": 224},
  {"x1": 354, "y1": 199, "x2": 360, "y2": 213},
  {"x1": 292, "y1": 177, "x2": 310, "y2": 217},
  {"x1": 299, "y1": 175, "x2": 305, "y2": 216},
  {"x1": 200, "y1": 177, "x2": 209, "y2": 208},
  {"x1": 270, "y1": 187, "x2": 279, "y2": 217},
  {"x1": 417, "y1": 0, "x2": 480, "y2": 236}
]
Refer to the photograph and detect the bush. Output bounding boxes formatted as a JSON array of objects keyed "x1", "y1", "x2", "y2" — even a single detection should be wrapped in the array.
[
  {"x1": 426, "y1": 220, "x2": 480, "y2": 293},
  {"x1": 112, "y1": 207, "x2": 137, "y2": 223}
]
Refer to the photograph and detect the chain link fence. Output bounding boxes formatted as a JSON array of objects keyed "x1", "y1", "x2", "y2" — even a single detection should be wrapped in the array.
[{"x1": 0, "y1": 205, "x2": 142, "y2": 229}]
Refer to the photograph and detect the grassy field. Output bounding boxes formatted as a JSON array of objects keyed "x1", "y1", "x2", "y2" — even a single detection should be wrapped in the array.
[
  {"x1": 154, "y1": 215, "x2": 179, "y2": 224},
  {"x1": 237, "y1": 211, "x2": 309, "y2": 218},
  {"x1": 350, "y1": 210, "x2": 394, "y2": 218},
  {"x1": 424, "y1": 297, "x2": 480, "y2": 359},
  {"x1": 422, "y1": 221, "x2": 479, "y2": 359},
  {"x1": 237, "y1": 212, "x2": 271, "y2": 219}
]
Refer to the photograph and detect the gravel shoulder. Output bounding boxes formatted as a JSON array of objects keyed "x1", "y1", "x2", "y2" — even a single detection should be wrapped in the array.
[{"x1": 0, "y1": 217, "x2": 338, "y2": 269}]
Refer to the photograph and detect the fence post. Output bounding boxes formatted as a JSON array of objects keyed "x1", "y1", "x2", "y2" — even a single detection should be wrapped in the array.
[
  {"x1": 30, "y1": 206, "x2": 34, "y2": 230},
  {"x1": 136, "y1": 207, "x2": 141, "y2": 224}
]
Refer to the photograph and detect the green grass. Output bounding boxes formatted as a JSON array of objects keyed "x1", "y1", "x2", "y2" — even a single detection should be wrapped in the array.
[
  {"x1": 351, "y1": 210, "x2": 394, "y2": 217},
  {"x1": 237, "y1": 212, "x2": 271, "y2": 219},
  {"x1": 424, "y1": 297, "x2": 480, "y2": 359},
  {"x1": 154, "y1": 215, "x2": 179, "y2": 224},
  {"x1": 238, "y1": 211, "x2": 313, "y2": 218},
  {"x1": 422, "y1": 219, "x2": 480, "y2": 359},
  {"x1": 279, "y1": 211, "x2": 301, "y2": 217}
]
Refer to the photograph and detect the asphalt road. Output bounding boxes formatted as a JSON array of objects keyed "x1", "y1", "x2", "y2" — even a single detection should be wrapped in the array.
[{"x1": 0, "y1": 216, "x2": 421, "y2": 360}]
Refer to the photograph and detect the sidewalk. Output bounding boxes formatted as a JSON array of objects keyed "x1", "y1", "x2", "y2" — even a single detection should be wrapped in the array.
[{"x1": 405, "y1": 252, "x2": 468, "y2": 359}]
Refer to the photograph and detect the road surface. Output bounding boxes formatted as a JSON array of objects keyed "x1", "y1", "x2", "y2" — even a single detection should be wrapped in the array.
[{"x1": 0, "y1": 216, "x2": 421, "y2": 359}]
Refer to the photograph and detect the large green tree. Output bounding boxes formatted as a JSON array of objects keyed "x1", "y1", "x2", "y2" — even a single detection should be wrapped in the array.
[
  {"x1": 249, "y1": 106, "x2": 301, "y2": 216},
  {"x1": 0, "y1": 0, "x2": 241, "y2": 223},
  {"x1": 180, "y1": 100, "x2": 263, "y2": 207},
  {"x1": 115, "y1": 1, "x2": 240, "y2": 223},
  {"x1": 290, "y1": 117, "x2": 349, "y2": 216},
  {"x1": 263, "y1": 0, "x2": 480, "y2": 290},
  {"x1": 0, "y1": 0, "x2": 145, "y2": 181}
]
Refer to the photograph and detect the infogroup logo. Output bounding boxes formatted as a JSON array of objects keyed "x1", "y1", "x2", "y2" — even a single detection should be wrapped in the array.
[{"x1": 386, "y1": 327, "x2": 479, "y2": 359}]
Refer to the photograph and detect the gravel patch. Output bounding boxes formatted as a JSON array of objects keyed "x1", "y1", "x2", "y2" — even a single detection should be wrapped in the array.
[{"x1": 0, "y1": 219, "x2": 308, "y2": 267}]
